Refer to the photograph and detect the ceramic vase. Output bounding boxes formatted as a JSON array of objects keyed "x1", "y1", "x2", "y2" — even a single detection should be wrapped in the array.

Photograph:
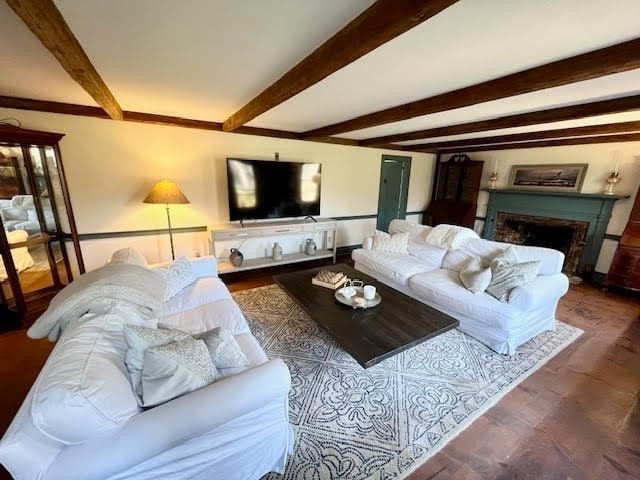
[
  {"x1": 305, "y1": 238, "x2": 317, "y2": 256},
  {"x1": 229, "y1": 248, "x2": 243, "y2": 266},
  {"x1": 272, "y1": 242, "x2": 283, "y2": 261}
]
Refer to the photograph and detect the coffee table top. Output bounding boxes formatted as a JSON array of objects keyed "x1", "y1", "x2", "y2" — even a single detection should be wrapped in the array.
[{"x1": 275, "y1": 264, "x2": 459, "y2": 368}]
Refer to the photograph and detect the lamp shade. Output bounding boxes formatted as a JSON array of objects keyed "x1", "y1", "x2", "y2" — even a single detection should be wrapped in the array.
[{"x1": 143, "y1": 180, "x2": 190, "y2": 205}]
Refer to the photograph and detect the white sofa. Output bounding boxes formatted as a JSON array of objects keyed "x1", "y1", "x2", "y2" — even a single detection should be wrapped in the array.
[
  {"x1": 0, "y1": 195, "x2": 54, "y2": 234},
  {"x1": 352, "y1": 220, "x2": 569, "y2": 354},
  {"x1": 0, "y1": 253, "x2": 294, "y2": 480}
]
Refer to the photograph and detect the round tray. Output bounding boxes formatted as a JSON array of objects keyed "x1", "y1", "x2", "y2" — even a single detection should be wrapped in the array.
[{"x1": 335, "y1": 286, "x2": 381, "y2": 309}]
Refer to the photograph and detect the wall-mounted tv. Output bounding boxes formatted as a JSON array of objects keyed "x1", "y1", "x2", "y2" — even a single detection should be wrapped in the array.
[{"x1": 227, "y1": 158, "x2": 321, "y2": 221}]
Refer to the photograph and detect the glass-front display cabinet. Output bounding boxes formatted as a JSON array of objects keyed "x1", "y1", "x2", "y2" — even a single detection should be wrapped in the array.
[{"x1": 0, "y1": 125, "x2": 83, "y2": 328}]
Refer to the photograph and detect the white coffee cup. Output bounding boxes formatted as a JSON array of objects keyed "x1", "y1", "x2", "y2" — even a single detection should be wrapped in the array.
[{"x1": 363, "y1": 285, "x2": 376, "y2": 300}]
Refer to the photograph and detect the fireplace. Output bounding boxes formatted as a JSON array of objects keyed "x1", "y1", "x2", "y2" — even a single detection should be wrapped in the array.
[
  {"x1": 494, "y1": 213, "x2": 588, "y2": 275},
  {"x1": 482, "y1": 189, "x2": 626, "y2": 278}
]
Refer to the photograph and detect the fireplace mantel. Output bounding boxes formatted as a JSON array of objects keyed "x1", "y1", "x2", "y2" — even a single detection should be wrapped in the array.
[{"x1": 482, "y1": 189, "x2": 629, "y2": 275}]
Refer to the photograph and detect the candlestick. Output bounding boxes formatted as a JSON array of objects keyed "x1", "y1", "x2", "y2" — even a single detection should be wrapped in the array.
[
  {"x1": 604, "y1": 171, "x2": 621, "y2": 195},
  {"x1": 612, "y1": 150, "x2": 621, "y2": 175},
  {"x1": 489, "y1": 171, "x2": 498, "y2": 189}
]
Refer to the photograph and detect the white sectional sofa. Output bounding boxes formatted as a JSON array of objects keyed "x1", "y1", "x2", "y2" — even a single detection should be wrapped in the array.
[
  {"x1": 352, "y1": 220, "x2": 569, "y2": 355},
  {"x1": 0, "y1": 252, "x2": 293, "y2": 480}
]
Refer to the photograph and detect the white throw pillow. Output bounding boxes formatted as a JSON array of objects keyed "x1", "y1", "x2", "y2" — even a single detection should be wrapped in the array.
[
  {"x1": 123, "y1": 324, "x2": 191, "y2": 404},
  {"x1": 372, "y1": 230, "x2": 409, "y2": 254},
  {"x1": 110, "y1": 247, "x2": 148, "y2": 267},
  {"x1": 140, "y1": 337, "x2": 219, "y2": 407},
  {"x1": 459, "y1": 257, "x2": 492, "y2": 294},
  {"x1": 491, "y1": 245, "x2": 519, "y2": 269},
  {"x1": 155, "y1": 256, "x2": 196, "y2": 301}
]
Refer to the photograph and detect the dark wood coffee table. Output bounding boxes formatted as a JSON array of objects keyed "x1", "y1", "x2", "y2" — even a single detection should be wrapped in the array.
[{"x1": 275, "y1": 264, "x2": 459, "y2": 368}]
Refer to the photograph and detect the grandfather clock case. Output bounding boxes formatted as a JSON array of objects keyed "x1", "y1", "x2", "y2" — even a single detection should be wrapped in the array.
[
  {"x1": 423, "y1": 154, "x2": 484, "y2": 228},
  {"x1": 607, "y1": 184, "x2": 640, "y2": 293}
]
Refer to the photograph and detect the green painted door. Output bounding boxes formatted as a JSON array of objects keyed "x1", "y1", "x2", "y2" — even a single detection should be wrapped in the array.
[{"x1": 377, "y1": 155, "x2": 411, "y2": 232}]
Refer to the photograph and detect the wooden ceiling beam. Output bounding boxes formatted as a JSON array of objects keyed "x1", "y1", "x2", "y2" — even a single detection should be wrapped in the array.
[
  {"x1": 406, "y1": 120, "x2": 640, "y2": 151},
  {"x1": 6, "y1": 0, "x2": 123, "y2": 120},
  {"x1": 360, "y1": 94, "x2": 640, "y2": 145},
  {"x1": 431, "y1": 132, "x2": 640, "y2": 153},
  {"x1": 305, "y1": 37, "x2": 640, "y2": 137},
  {"x1": 222, "y1": 0, "x2": 458, "y2": 132},
  {"x1": 0, "y1": 96, "x2": 395, "y2": 149}
]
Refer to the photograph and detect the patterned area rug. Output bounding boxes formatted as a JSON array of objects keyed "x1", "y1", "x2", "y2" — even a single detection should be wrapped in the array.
[{"x1": 232, "y1": 285, "x2": 583, "y2": 480}]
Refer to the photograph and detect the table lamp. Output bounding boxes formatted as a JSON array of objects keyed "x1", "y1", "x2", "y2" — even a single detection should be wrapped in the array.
[{"x1": 143, "y1": 180, "x2": 189, "y2": 260}]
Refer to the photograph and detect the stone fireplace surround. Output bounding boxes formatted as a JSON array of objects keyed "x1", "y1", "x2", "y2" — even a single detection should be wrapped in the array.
[{"x1": 482, "y1": 189, "x2": 626, "y2": 278}]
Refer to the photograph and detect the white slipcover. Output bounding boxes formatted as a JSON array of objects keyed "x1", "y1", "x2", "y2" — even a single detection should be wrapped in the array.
[
  {"x1": 0, "y1": 254, "x2": 293, "y2": 480},
  {"x1": 353, "y1": 219, "x2": 569, "y2": 354}
]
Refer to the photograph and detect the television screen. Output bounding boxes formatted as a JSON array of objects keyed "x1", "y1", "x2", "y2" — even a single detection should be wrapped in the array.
[{"x1": 227, "y1": 158, "x2": 321, "y2": 221}]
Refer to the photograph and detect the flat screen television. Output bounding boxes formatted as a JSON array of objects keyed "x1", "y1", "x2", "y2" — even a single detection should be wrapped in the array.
[{"x1": 226, "y1": 158, "x2": 321, "y2": 221}]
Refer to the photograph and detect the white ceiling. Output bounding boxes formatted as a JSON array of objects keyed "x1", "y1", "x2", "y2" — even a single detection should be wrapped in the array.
[{"x1": 2, "y1": 0, "x2": 640, "y2": 145}]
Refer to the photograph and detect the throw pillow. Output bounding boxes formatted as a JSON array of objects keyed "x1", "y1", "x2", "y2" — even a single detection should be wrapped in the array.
[
  {"x1": 110, "y1": 247, "x2": 148, "y2": 267},
  {"x1": 372, "y1": 230, "x2": 409, "y2": 254},
  {"x1": 155, "y1": 256, "x2": 196, "y2": 301},
  {"x1": 123, "y1": 324, "x2": 190, "y2": 402},
  {"x1": 194, "y1": 327, "x2": 249, "y2": 370},
  {"x1": 491, "y1": 245, "x2": 519, "y2": 269},
  {"x1": 140, "y1": 337, "x2": 219, "y2": 408},
  {"x1": 486, "y1": 260, "x2": 541, "y2": 302},
  {"x1": 459, "y1": 257, "x2": 492, "y2": 294}
]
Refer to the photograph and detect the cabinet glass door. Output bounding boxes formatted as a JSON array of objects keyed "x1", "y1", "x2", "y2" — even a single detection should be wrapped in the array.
[{"x1": 0, "y1": 128, "x2": 82, "y2": 326}]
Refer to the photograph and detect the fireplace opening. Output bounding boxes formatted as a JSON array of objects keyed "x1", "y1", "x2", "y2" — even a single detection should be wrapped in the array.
[{"x1": 493, "y1": 213, "x2": 588, "y2": 275}]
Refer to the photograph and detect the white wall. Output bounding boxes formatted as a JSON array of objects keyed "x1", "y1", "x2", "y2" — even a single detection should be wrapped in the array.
[
  {"x1": 0, "y1": 108, "x2": 433, "y2": 270},
  {"x1": 447, "y1": 143, "x2": 640, "y2": 274}
]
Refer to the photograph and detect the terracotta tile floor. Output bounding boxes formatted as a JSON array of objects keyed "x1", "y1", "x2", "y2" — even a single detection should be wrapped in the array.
[{"x1": 0, "y1": 279, "x2": 638, "y2": 480}]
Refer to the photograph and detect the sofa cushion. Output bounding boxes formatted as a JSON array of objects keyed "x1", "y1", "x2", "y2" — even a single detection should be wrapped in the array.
[
  {"x1": 352, "y1": 248, "x2": 438, "y2": 286},
  {"x1": 140, "y1": 337, "x2": 219, "y2": 408},
  {"x1": 408, "y1": 269, "x2": 526, "y2": 331},
  {"x1": 372, "y1": 230, "x2": 409, "y2": 254},
  {"x1": 389, "y1": 219, "x2": 432, "y2": 241},
  {"x1": 407, "y1": 240, "x2": 447, "y2": 269},
  {"x1": 31, "y1": 312, "x2": 143, "y2": 445},
  {"x1": 160, "y1": 297, "x2": 250, "y2": 335},
  {"x1": 426, "y1": 224, "x2": 479, "y2": 249}
]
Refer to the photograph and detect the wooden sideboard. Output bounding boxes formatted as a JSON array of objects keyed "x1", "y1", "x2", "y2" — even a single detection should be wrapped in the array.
[{"x1": 607, "y1": 185, "x2": 640, "y2": 292}]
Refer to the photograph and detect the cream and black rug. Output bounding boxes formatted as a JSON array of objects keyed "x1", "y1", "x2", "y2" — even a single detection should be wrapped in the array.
[{"x1": 233, "y1": 285, "x2": 583, "y2": 480}]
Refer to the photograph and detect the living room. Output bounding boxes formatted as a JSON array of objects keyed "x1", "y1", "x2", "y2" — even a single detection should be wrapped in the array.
[{"x1": 1, "y1": 1, "x2": 640, "y2": 479}]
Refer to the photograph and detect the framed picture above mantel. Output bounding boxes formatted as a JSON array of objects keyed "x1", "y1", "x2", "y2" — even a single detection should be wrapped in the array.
[{"x1": 507, "y1": 164, "x2": 588, "y2": 192}]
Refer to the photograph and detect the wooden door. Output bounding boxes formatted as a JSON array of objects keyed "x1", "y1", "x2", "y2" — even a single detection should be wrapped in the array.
[{"x1": 376, "y1": 155, "x2": 411, "y2": 232}]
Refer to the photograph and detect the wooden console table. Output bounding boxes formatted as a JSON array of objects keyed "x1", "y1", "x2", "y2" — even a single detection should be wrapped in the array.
[{"x1": 209, "y1": 218, "x2": 337, "y2": 273}]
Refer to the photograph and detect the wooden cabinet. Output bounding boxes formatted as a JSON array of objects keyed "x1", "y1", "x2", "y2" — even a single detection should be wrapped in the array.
[
  {"x1": 607, "y1": 184, "x2": 640, "y2": 292},
  {"x1": 423, "y1": 154, "x2": 484, "y2": 228}
]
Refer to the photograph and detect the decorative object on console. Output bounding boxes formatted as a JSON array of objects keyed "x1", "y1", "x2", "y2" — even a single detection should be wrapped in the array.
[
  {"x1": 508, "y1": 164, "x2": 588, "y2": 192},
  {"x1": 311, "y1": 270, "x2": 346, "y2": 289},
  {"x1": 229, "y1": 248, "x2": 244, "y2": 266},
  {"x1": 143, "y1": 180, "x2": 190, "y2": 261},
  {"x1": 272, "y1": 242, "x2": 283, "y2": 261},
  {"x1": 304, "y1": 238, "x2": 317, "y2": 256}
]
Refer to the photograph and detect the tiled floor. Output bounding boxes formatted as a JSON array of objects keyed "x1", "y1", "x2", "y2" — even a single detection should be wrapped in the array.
[{"x1": 0, "y1": 278, "x2": 638, "y2": 480}]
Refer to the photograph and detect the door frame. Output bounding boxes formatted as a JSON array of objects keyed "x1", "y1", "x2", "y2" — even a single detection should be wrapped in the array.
[{"x1": 376, "y1": 155, "x2": 412, "y2": 231}]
